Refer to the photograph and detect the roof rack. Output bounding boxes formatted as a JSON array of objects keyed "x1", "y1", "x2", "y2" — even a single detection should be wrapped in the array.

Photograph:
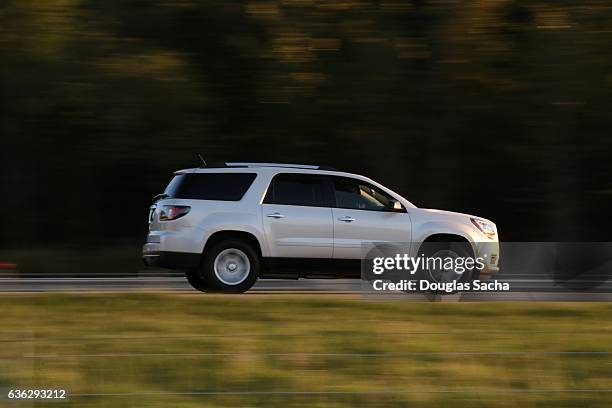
[{"x1": 224, "y1": 162, "x2": 338, "y2": 171}]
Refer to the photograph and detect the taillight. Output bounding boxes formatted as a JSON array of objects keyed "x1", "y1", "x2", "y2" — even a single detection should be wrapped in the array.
[
  {"x1": 148, "y1": 204, "x2": 156, "y2": 224},
  {"x1": 159, "y1": 205, "x2": 191, "y2": 221}
]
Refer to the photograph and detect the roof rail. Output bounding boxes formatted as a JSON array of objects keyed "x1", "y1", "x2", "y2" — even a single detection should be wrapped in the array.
[{"x1": 225, "y1": 162, "x2": 337, "y2": 171}]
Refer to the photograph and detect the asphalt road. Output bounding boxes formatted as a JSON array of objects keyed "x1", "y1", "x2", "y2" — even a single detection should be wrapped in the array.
[{"x1": 1, "y1": 274, "x2": 611, "y2": 301}]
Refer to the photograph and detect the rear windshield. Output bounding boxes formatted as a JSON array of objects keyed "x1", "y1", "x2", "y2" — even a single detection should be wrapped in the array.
[{"x1": 164, "y1": 173, "x2": 257, "y2": 201}]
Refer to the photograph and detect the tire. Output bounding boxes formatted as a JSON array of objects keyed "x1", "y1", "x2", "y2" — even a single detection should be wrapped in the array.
[
  {"x1": 185, "y1": 268, "x2": 212, "y2": 292},
  {"x1": 187, "y1": 239, "x2": 260, "y2": 294},
  {"x1": 417, "y1": 240, "x2": 476, "y2": 295}
]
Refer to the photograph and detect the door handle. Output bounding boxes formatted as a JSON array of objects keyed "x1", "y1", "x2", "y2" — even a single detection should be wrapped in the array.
[
  {"x1": 338, "y1": 216, "x2": 355, "y2": 222},
  {"x1": 266, "y1": 212, "x2": 285, "y2": 219}
]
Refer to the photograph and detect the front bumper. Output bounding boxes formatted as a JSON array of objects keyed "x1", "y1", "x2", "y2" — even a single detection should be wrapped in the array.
[
  {"x1": 480, "y1": 265, "x2": 500, "y2": 276},
  {"x1": 473, "y1": 240, "x2": 500, "y2": 277}
]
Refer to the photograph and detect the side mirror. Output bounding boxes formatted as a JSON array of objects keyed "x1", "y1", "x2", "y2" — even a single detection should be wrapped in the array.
[{"x1": 388, "y1": 199, "x2": 403, "y2": 212}]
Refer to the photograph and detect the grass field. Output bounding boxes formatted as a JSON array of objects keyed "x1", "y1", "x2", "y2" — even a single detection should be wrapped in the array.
[{"x1": 0, "y1": 294, "x2": 611, "y2": 407}]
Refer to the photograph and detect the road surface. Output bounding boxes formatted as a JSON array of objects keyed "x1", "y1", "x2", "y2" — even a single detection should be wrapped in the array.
[{"x1": 1, "y1": 274, "x2": 611, "y2": 300}]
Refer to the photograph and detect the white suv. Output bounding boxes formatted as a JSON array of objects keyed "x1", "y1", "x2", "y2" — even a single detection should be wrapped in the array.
[{"x1": 143, "y1": 163, "x2": 500, "y2": 293}]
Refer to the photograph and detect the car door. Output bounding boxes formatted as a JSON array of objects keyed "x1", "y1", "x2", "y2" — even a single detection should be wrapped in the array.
[
  {"x1": 261, "y1": 173, "x2": 334, "y2": 258},
  {"x1": 331, "y1": 176, "x2": 412, "y2": 259}
]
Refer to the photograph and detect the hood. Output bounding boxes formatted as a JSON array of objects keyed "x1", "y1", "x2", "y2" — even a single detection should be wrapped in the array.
[{"x1": 417, "y1": 208, "x2": 495, "y2": 225}]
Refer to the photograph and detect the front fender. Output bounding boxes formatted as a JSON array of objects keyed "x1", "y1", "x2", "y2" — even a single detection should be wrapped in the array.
[
  {"x1": 412, "y1": 220, "x2": 480, "y2": 255},
  {"x1": 413, "y1": 220, "x2": 499, "y2": 268}
]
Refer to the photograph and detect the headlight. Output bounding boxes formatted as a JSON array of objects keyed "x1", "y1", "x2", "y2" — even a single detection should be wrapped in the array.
[{"x1": 471, "y1": 218, "x2": 496, "y2": 238}]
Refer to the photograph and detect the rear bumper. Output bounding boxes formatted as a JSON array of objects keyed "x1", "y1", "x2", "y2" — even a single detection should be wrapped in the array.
[{"x1": 142, "y1": 246, "x2": 200, "y2": 270}]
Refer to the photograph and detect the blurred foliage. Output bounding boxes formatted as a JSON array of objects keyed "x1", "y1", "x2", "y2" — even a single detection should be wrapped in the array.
[
  {"x1": 1, "y1": 295, "x2": 612, "y2": 407},
  {"x1": 2, "y1": 0, "x2": 612, "y2": 249}
]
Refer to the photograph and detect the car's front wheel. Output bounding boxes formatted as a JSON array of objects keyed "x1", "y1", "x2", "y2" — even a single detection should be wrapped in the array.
[
  {"x1": 186, "y1": 239, "x2": 260, "y2": 293},
  {"x1": 417, "y1": 240, "x2": 476, "y2": 295}
]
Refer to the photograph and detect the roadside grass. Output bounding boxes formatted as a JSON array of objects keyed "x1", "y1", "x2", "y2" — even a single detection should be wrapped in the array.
[{"x1": 0, "y1": 294, "x2": 611, "y2": 407}]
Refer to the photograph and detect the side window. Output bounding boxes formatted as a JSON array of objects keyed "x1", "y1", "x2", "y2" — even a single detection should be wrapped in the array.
[
  {"x1": 264, "y1": 174, "x2": 326, "y2": 207},
  {"x1": 168, "y1": 173, "x2": 257, "y2": 201},
  {"x1": 332, "y1": 177, "x2": 396, "y2": 211}
]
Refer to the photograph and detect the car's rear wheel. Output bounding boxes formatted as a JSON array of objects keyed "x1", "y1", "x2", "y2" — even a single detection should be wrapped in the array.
[
  {"x1": 185, "y1": 268, "x2": 211, "y2": 292},
  {"x1": 187, "y1": 239, "x2": 260, "y2": 293}
]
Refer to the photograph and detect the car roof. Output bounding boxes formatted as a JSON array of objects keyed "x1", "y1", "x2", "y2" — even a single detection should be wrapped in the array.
[
  {"x1": 175, "y1": 165, "x2": 359, "y2": 178},
  {"x1": 175, "y1": 162, "x2": 344, "y2": 175},
  {"x1": 175, "y1": 163, "x2": 383, "y2": 182},
  {"x1": 179, "y1": 162, "x2": 336, "y2": 170},
  {"x1": 173, "y1": 163, "x2": 417, "y2": 208}
]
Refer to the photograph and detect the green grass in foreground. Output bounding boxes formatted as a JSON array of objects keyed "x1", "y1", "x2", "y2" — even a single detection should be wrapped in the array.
[{"x1": 0, "y1": 294, "x2": 611, "y2": 407}]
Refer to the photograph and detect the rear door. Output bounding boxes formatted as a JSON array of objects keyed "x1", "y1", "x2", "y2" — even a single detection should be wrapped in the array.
[
  {"x1": 261, "y1": 173, "x2": 334, "y2": 258},
  {"x1": 331, "y1": 176, "x2": 412, "y2": 259}
]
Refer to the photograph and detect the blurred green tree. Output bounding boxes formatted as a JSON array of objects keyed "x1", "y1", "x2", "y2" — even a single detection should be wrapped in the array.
[{"x1": 1, "y1": 0, "x2": 612, "y2": 259}]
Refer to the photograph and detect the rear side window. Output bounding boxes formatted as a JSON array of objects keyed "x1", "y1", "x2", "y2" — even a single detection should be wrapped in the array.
[
  {"x1": 164, "y1": 173, "x2": 256, "y2": 201},
  {"x1": 264, "y1": 174, "x2": 327, "y2": 207}
]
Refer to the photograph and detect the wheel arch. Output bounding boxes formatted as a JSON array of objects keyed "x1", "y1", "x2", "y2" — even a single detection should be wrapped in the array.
[
  {"x1": 203, "y1": 230, "x2": 263, "y2": 258},
  {"x1": 422, "y1": 233, "x2": 471, "y2": 244},
  {"x1": 419, "y1": 233, "x2": 475, "y2": 257}
]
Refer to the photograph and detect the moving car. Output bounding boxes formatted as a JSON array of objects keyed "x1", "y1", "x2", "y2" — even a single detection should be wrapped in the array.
[{"x1": 143, "y1": 163, "x2": 500, "y2": 293}]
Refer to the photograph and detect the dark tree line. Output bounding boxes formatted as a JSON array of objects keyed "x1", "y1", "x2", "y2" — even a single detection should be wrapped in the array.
[{"x1": 2, "y1": 0, "x2": 612, "y2": 263}]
